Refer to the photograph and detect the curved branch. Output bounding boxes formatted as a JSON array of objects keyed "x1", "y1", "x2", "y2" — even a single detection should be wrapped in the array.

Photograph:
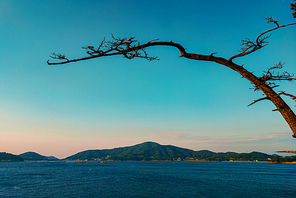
[
  {"x1": 229, "y1": 21, "x2": 296, "y2": 61},
  {"x1": 278, "y1": 91, "x2": 296, "y2": 102},
  {"x1": 248, "y1": 97, "x2": 270, "y2": 107},
  {"x1": 47, "y1": 52, "x2": 121, "y2": 65},
  {"x1": 48, "y1": 39, "x2": 220, "y2": 65},
  {"x1": 255, "y1": 22, "x2": 296, "y2": 44},
  {"x1": 48, "y1": 21, "x2": 296, "y2": 65},
  {"x1": 47, "y1": 40, "x2": 187, "y2": 65}
]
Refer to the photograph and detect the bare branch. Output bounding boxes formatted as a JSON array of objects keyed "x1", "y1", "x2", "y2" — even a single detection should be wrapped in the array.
[
  {"x1": 49, "y1": 52, "x2": 69, "y2": 61},
  {"x1": 47, "y1": 36, "x2": 165, "y2": 65},
  {"x1": 229, "y1": 20, "x2": 296, "y2": 61},
  {"x1": 278, "y1": 91, "x2": 296, "y2": 102},
  {"x1": 210, "y1": 52, "x2": 218, "y2": 57},
  {"x1": 248, "y1": 97, "x2": 270, "y2": 107},
  {"x1": 264, "y1": 16, "x2": 279, "y2": 27},
  {"x1": 259, "y1": 61, "x2": 296, "y2": 82},
  {"x1": 147, "y1": 38, "x2": 159, "y2": 43},
  {"x1": 247, "y1": 61, "x2": 296, "y2": 95},
  {"x1": 238, "y1": 38, "x2": 257, "y2": 53}
]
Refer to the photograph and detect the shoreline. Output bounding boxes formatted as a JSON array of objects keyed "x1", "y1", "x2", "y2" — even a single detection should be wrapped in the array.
[{"x1": 4, "y1": 160, "x2": 296, "y2": 164}]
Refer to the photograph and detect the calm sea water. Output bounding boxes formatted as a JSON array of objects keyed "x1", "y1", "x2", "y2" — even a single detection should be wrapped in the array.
[{"x1": 0, "y1": 161, "x2": 295, "y2": 197}]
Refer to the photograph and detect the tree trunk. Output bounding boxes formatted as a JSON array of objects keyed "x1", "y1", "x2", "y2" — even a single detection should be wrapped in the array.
[{"x1": 183, "y1": 53, "x2": 296, "y2": 137}]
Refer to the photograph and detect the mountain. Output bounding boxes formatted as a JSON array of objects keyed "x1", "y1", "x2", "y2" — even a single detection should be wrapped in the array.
[
  {"x1": 65, "y1": 142, "x2": 275, "y2": 161},
  {"x1": 0, "y1": 152, "x2": 24, "y2": 162},
  {"x1": 65, "y1": 142, "x2": 194, "y2": 161},
  {"x1": 18, "y1": 152, "x2": 59, "y2": 161}
]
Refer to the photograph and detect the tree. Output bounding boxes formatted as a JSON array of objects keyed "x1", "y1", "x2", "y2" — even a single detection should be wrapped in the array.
[{"x1": 47, "y1": 10, "x2": 296, "y2": 138}]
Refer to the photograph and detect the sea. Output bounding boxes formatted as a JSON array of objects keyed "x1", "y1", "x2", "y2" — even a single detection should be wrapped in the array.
[{"x1": 0, "y1": 161, "x2": 295, "y2": 198}]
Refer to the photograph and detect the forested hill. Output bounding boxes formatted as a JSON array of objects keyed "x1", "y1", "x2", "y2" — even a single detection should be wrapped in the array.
[
  {"x1": 18, "y1": 152, "x2": 59, "y2": 161},
  {"x1": 65, "y1": 142, "x2": 276, "y2": 161},
  {"x1": 0, "y1": 152, "x2": 24, "y2": 162},
  {"x1": 65, "y1": 142, "x2": 193, "y2": 161}
]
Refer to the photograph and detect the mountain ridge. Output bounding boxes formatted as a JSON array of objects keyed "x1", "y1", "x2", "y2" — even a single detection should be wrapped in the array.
[
  {"x1": 64, "y1": 141, "x2": 276, "y2": 161},
  {"x1": 1, "y1": 142, "x2": 280, "y2": 162}
]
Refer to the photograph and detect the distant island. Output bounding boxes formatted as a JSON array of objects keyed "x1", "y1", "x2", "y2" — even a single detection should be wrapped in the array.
[
  {"x1": 2, "y1": 142, "x2": 295, "y2": 163},
  {"x1": 65, "y1": 142, "x2": 279, "y2": 162}
]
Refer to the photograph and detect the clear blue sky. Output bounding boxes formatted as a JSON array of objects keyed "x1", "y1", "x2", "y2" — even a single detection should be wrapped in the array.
[{"x1": 1, "y1": 0, "x2": 295, "y2": 158}]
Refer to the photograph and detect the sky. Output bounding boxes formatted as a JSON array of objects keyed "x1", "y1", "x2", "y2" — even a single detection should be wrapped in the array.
[{"x1": 1, "y1": 0, "x2": 296, "y2": 159}]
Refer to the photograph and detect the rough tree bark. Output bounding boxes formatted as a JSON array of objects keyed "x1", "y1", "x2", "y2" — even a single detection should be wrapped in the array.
[{"x1": 47, "y1": 18, "x2": 296, "y2": 138}]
